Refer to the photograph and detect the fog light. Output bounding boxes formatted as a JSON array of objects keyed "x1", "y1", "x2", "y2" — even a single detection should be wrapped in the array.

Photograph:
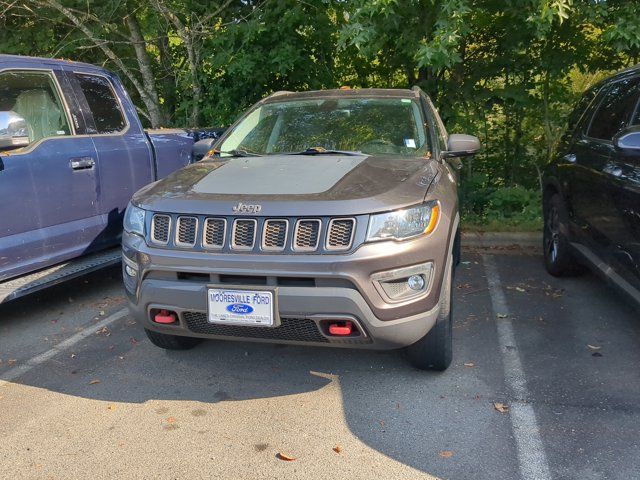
[
  {"x1": 125, "y1": 264, "x2": 137, "y2": 277},
  {"x1": 407, "y1": 274, "x2": 425, "y2": 291}
]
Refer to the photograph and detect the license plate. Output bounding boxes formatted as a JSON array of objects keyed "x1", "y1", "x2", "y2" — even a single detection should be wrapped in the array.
[{"x1": 207, "y1": 287, "x2": 277, "y2": 327}]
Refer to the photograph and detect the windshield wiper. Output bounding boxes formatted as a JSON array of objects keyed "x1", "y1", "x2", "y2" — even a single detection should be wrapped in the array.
[
  {"x1": 284, "y1": 147, "x2": 362, "y2": 156},
  {"x1": 217, "y1": 149, "x2": 262, "y2": 157}
]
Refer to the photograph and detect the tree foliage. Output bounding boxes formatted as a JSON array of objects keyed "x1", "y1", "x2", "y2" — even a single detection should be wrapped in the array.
[{"x1": 0, "y1": 0, "x2": 638, "y2": 226}]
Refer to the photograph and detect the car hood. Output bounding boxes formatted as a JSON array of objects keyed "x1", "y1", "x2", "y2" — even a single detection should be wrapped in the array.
[{"x1": 134, "y1": 154, "x2": 440, "y2": 216}]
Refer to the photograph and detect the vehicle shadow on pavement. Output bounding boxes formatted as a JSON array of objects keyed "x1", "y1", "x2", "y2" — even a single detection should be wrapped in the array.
[{"x1": 0, "y1": 255, "x2": 521, "y2": 478}]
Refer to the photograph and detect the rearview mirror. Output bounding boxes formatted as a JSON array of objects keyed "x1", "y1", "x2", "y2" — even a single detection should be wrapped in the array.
[
  {"x1": 0, "y1": 111, "x2": 29, "y2": 150},
  {"x1": 441, "y1": 134, "x2": 481, "y2": 158},
  {"x1": 613, "y1": 127, "x2": 640, "y2": 152}
]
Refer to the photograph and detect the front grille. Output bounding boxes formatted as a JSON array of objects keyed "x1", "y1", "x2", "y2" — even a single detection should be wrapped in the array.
[
  {"x1": 151, "y1": 214, "x2": 171, "y2": 244},
  {"x1": 147, "y1": 213, "x2": 360, "y2": 253},
  {"x1": 232, "y1": 219, "x2": 257, "y2": 250},
  {"x1": 176, "y1": 216, "x2": 198, "y2": 246},
  {"x1": 294, "y1": 220, "x2": 321, "y2": 251},
  {"x1": 182, "y1": 312, "x2": 329, "y2": 343},
  {"x1": 326, "y1": 218, "x2": 355, "y2": 250},
  {"x1": 203, "y1": 218, "x2": 226, "y2": 249},
  {"x1": 262, "y1": 220, "x2": 288, "y2": 250}
]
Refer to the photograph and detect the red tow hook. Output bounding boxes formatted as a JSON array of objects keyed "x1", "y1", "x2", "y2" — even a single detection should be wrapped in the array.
[
  {"x1": 154, "y1": 309, "x2": 177, "y2": 324},
  {"x1": 329, "y1": 321, "x2": 353, "y2": 336}
]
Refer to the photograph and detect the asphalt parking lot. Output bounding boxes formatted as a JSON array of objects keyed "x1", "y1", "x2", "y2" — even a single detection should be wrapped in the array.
[{"x1": 1, "y1": 250, "x2": 639, "y2": 480}]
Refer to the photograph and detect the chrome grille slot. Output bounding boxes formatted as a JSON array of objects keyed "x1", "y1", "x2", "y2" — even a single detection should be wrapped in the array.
[
  {"x1": 293, "y1": 219, "x2": 321, "y2": 251},
  {"x1": 203, "y1": 218, "x2": 226, "y2": 249},
  {"x1": 262, "y1": 219, "x2": 288, "y2": 251},
  {"x1": 326, "y1": 218, "x2": 355, "y2": 250},
  {"x1": 175, "y1": 216, "x2": 198, "y2": 246},
  {"x1": 231, "y1": 219, "x2": 257, "y2": 250},
  {"x1": 151, "y1": 214, "x2": 171, "y2": 244}
]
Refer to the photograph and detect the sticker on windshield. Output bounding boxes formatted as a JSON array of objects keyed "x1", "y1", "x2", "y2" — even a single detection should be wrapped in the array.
[{"x1": 404, "y1": 138, "x2": 416, "y2": 148}]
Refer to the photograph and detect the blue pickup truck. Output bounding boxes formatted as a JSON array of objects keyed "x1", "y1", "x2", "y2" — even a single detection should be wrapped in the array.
[{"x1": 0, "y1": 55, "x2": 199, "y2": 300}]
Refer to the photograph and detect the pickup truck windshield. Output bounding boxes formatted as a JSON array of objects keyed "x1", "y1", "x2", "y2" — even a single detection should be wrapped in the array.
[{"x1": 219, "y1": 97, "x2": 430, "y2": 156}]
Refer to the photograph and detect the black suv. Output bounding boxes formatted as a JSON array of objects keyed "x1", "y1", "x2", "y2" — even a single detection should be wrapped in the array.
[{"x1": 543, "y1": 66, "x2": 640, "y2": 305}]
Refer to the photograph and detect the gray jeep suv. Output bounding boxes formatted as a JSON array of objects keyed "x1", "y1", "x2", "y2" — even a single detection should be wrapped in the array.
[{"x1": 122, "y1": 87, "x2": 480, "y2": 370}]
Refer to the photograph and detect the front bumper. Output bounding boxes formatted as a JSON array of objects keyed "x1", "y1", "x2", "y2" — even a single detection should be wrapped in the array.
[{"x1": 122, "y1": 223, "x2": 452, "y2": 349}]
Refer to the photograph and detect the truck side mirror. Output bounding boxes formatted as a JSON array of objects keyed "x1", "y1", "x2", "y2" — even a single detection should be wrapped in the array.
[
  {"x1": 613, "y1": 127, "x2": 640, "y2": 152},
  {"x1": 441, "y1": 134, "x2": 481, "y2": 158},
  {"x1": 0, "y1": 111, "x2": 29, "y2": 150}
]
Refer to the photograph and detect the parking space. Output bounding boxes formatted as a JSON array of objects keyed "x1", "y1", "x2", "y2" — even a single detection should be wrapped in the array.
[{"x1": 1, "y1": 251, "x2": 639, "y2": 480}]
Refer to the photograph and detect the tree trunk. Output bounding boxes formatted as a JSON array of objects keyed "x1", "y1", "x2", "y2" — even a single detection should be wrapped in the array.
[
  {"x1": 125, "y1": 14, "x2": 167, "y2": 127},
  {"x1": 41, "y1": 0, "x2": 159, "y2": 126},
  {"x1": 156, "y1": 34, "x2": 177, "y2": 121},
  {"x1": 151, "y1": 0, "x2": 202, "y2": 126}
]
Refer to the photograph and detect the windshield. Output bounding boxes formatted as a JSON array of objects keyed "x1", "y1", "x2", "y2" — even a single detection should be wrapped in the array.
[{"x1": 218, "y1": 97, "x2": 430, "y2": 156}]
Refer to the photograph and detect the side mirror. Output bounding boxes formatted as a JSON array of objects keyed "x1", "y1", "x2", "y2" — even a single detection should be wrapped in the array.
[
  {"x1": 0, "y1": 111, "x2": 29, "y2": 150},
  {"x1": 442, "y1": 133, "x2": 481, "y2": 158},
  {"x1": 613, "y1": 127, "x2": 640, "y2": 152},
  {"x1": 192, "y1": 138, "x2": 217, "y2": 162}
]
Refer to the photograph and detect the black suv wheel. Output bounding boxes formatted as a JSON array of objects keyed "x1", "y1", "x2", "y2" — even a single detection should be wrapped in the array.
[{"x1": 543, "y1": 193, "x2": 583, "y2": 276}]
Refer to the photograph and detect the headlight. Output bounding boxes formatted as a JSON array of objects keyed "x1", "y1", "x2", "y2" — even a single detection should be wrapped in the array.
[
  {"x1": 366, "y1": 201, "x2": 439, "y2": 242},
  {"x1": 124, "y1": 203, "x2": 146, "y2": 237}
]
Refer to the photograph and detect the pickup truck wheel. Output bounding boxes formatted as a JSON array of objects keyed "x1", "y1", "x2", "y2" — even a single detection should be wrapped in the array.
[
  {"x1": 405, "y1": 254, "x2": 453, "y2": 371},
  {"x1": 543, "y1": 194, "x2": 584, "y2": 277},
  {"x1": 144, "y1": 328, "x2": 202, "y2": 350}
]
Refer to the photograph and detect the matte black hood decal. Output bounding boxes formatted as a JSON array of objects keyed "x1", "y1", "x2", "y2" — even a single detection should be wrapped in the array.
[{"x1": 135, "y1": 154, "x2": 441, "y2": 216}]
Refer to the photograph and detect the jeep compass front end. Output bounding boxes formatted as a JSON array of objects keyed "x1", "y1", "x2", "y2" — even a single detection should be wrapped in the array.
[{"x1": 122, "y1": 88, "x2": 479, "y2": 370}]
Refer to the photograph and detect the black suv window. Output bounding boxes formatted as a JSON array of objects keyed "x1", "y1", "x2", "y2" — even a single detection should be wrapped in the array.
[
  {"x1": 75, "y1": 73, "x2": 126, "y2": 134},
  {"x1": 633, "y1": 98, "x2": 640, "y2": 126},
  {"x1": 587, "y1": 77, "x2": 640, "y2": 141}
]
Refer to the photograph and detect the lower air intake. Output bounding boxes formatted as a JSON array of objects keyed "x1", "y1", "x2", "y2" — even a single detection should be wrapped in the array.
[{"x1": 182, "y1": 312, "x2": 329, "y2": 343}]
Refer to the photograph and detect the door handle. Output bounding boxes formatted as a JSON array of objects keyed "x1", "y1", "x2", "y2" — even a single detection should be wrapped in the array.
[
  {"x1": 563, "y1": 153, "x2": 577, "y2": 164},
  {"x1": 70, "y1": 157, "x2": 95, "y2": 170}
]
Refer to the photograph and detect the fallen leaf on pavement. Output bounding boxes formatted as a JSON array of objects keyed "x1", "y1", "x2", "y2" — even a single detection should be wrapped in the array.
[
  {"x1": 439, "y1": 451, "x2": 454, "y2": 458},
  {"x1": 587, "y1": 344, "x2": 601, "y2": 350},
  {"x1": 167, "y1": 417, "x2": 175, "y2": 423},
  {"x1": 7, "y1": 359, "x2": 16, "y2": 366},
  {"x1": 333, "y1": 445, "x2": 342, "y2": 454},
  {"x1": 276, "y1": 453, "x2": 296, "y2": 461},
  {"x1": 96, "y1": 326, "x2": 111, "y2": 337},
  {"x1": 494, "y1": 402, "x2": 509, "y2": 413},
  {"x1": 107, "y1": 405, "x2": 115, "y2": 410},
  {"x1": 464, "y1": 362, "x2": 475, "y2": 367},
  {"x1": 130, "y1": 337, "x2": 140, "y2": 345},
  {"x1": 89, "y1": 379, "x2": 101, "y2": 385}
]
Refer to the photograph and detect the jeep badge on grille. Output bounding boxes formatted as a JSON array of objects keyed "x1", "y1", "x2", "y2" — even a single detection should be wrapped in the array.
[{"x1": 232, "y1": 202, "x2": 262, "y2": 214}]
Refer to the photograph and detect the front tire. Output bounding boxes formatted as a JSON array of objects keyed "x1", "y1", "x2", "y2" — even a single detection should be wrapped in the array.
[
  {"x1": 543, "y1": 193, "x2": 584, "y2": 277},
  {"x1": 406, "y1": 254, "x2": 453, "y2": 371},
  {"x1": 144, "y1": 328, "x2": 202, "y2": 350}
]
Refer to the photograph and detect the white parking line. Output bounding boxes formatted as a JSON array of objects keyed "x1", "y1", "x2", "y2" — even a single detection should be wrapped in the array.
[
  {"x1": 0, "y1": 308, "x2": 129, "y2": 384},
  {"x1": 482, "y1": 255, "x2": 552, "y2": 480}
]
